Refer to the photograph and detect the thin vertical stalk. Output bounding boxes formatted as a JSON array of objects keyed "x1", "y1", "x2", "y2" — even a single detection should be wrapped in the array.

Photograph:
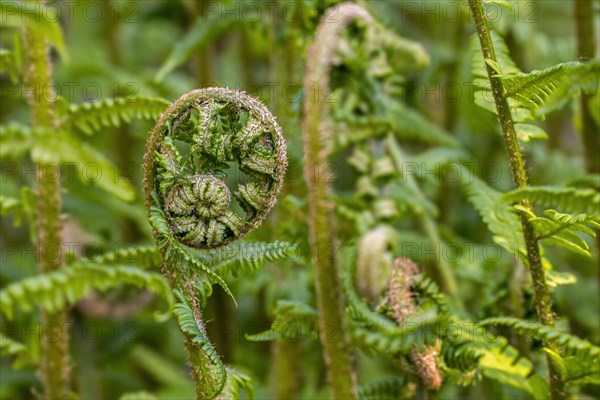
[
  {"x1": 468, "y1": 1, "x2": 565, "y2": 398},
  {"x1": 23, "y1": 0, "x2": 69, "y2": 397},
  {"x1": 303, "y1": 3, "x2": 374, "y2": 398},
  {"x1": 575, "y1": 0, "x2": 600, "y2": 265},
  {"x1": 575, "y1": 0, "x2": 599, "y2": 175}
]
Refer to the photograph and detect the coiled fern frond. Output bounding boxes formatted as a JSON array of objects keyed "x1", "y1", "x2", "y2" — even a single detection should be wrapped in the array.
[
  {"x1": 144, "y1": 87, "x2": 287, "y2": 250},
  {"x1": 143, "y1": 88, "x2": 288, "y2": 399}
]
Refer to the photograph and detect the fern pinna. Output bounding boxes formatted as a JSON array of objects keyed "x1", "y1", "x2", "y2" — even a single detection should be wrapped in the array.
[{"x1": 143, "y1": 87, "x2": 290, "y2": 399}]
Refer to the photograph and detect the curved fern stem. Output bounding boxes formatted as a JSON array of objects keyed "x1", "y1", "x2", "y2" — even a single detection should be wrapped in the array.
[
  {"x1": 302, "y1": 3, "x2": 373, "y2": 397},
  {"x1": 22, "y1": 1, "x2": 69, "y2": 397},
  {"x1": 468, "y1": 1, "x2": 565, "y2": 398}
]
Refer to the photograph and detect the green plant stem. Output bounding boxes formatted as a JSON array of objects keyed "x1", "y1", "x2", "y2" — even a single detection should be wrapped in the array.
[
  {"x1": 575, "y1": 0, "x2": 599, "y2": 175},
  {"x1": 574, "y1": 0, "x2": 600, "y2": 266},
  {"x1": 23, "y1": 1, "x2": 69, "y2": 397},
  {"x1": 467, "y1": 1, "x2": 565, "y2": 398},
  {"x1": 303, "y1": 3, "x2": 376, "y2": 398},
  {"x1": 387, "y1": 135, "x2": 460, "y2": 303}
]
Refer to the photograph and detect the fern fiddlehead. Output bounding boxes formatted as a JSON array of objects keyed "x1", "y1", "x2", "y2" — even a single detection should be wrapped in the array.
[{"x1": 143, "y1": 88, "x2": 287, "y2": 399}]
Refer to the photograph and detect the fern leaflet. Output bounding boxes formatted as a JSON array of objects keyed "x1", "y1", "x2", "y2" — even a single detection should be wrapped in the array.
[
  {"x1": 0, "y1": 263, "x2": 174, "y2": 321},
  {"x1": 62, "y1": 97, "x2": 170, "y2": 135}
]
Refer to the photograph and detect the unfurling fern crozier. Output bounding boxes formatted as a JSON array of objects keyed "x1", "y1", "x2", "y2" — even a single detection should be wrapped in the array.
[{"x1": 144, "y1": 87, "x2": 287, "y2": 249}]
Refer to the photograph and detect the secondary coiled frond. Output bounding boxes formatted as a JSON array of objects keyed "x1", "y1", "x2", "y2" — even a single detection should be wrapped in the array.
[{"x1": 144, "y1": 88, "x2": 287, "y2": 250}]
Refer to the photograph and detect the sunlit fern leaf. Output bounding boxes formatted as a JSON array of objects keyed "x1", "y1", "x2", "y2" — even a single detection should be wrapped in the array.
[
  {"x1": 62, "y1": 97, "x2": 170, "y2": 135},
  {"x1": 0, "y1": 123, "x2": 35, "y2": 160},
  {"x1": 246, "y1": 300, "x2": 319, "y2": 342},
  {"x1": 479, "y1": 317, "x2": 600, "y2": 360},
  {"x1": 0, "y1": 332, "x2": 37, "y2": 369},
  {"x1": 30, "y1": 130, "x2": 135, "y2": 201},
  {"x1": 0, "y1": 1, "x2": 67, "y2": 60},
  {"x1": 531, "y1": 210, "x2": 600, "y2": 258},
  {"x1": 502, "y1": 60, "x2": 600, "y2": 117},
  {"x1": 500, "y1": 186, "x2": 600, "y2": 215},
  {"x1": 202, "y1": 241, "x2": 298, "y2": 278},
  {"x1": 155, "y1": 12, "x2": 242, "y2": 82},
  {"x1": 0, "y1": 264, "x2": 174, "y2": 321},
  {"x1": 173, "y1": 297, "x2": 226, "y2": 399},
  {"x1": 463, "y1": 174, "x2": 525, "y2": 259},
  {"x1": 444, "y1": 321, "x2": 549, "y2": 398},
  {"x1": 357, "y1": 377, "x2": 408, "y2": 400},
  {"x1": 218, "y1": 367, "x2": 255, "y2": 400},
  {"x1": 544, "y1": 348, "x2": 600, "y2": 386}
]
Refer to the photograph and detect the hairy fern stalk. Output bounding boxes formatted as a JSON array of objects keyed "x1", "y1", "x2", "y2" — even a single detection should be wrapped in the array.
[
  {"x1": 143, "y1": 87, "x2": 287, "y2": 399},
  {"x1": 21, "y1": 1, "x2": 69, "y2": 397}
]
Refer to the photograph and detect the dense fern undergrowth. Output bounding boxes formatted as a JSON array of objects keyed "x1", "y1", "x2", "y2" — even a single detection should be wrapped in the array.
[{"x1": 1, "y1": 1, "x2": 599, "y2": 399}]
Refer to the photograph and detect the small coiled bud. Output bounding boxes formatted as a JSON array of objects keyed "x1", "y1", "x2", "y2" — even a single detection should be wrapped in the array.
[{"x1": 144, "y1": 88, "x2": 287, "y2": 249}]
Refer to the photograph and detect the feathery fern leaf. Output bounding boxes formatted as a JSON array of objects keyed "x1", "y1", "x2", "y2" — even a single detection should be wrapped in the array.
[
  {"x1": 478, "y1": 317, "x2": 600, "y2": 360},
  {"x1": 531, "y1": 210, "x2": 599, "y2": 258},
  {"x1": 62, "y1": 97, "x2": 170, "y2": 135},
  {"x1": 500, "y1": 186, "x2": 600, "y2": 215},
  {"x1": 79, "y1": 245, "x2": 161, "y2": 270},
  {"x1": 173, "y1": 298, "x2": 226, "y2": 399},
  {"x1": 502, "y1": 60, "x2": 600, "y2": 116},
  {"x1": 205, "y1": 241, "x2": 298, "y2": 278},
  {"x1": 357, "y1": 377, "x2": 408, "y2": 400},
  {"x1": 245, "y1": 300, "x2": 319, "y2": 342},
  {"x1": 0, "y1": 264, "x2": 174, "y2": 321}
]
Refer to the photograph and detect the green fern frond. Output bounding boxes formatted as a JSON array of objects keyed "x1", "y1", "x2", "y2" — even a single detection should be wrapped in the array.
[
  {"x1": 62, "y1": 97, "x2": 170, "y2": 135},
  {"x1": 0, "y1": 1, "x2": 67, "y2": 60},
  {"x1": 218, "y1": 367, "x2": 255, "y2": 400},
  {"x1": 245, "y1": 300, "x2": 319, "y2": 342},
  {"x1": 80, "y1": 245, "x2": 161, "y2": 270},
  {"x1": 531, "y1": 210, "x2": 599, "y2": 258},
  {"x1": 0, "y1": 264, "x2": 174, "y2": 321},
  {"x1": 31, "y1": 130, "x2": 135, "y2": 201},
  {"x1": 0, "y1": 332, "x2": 37, "y2": 368},
  {"x1": 441, "y1": 341, "x2": 482, "y2": 373},
  {"x1": 501, "y1": 186, "x2": 600, "y2": 215},
  {"x1": 357, "y1": 377, "x2": 408, "y2": 400},
  {"x1": 502, "y1": 60, "x2": 600, "y2": 116},
  {"x1": 463, "y1": 175, "x2": 525, "y2": 258},
  {"x1": 444, "y1": 321, "x2": 549, "y2": 398},
  {"x1": 478, "y1": 317, "x2": 600, "y2": 360},
  {"x1": 173, "y1": 298, "x2": 226, "y2": 399},
  {"x1": 155, "y1": 13, "x2": 242, "y2": 82},
  {"x1": 206, "y1": 241, "x2": 298, "y2": 278}
]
